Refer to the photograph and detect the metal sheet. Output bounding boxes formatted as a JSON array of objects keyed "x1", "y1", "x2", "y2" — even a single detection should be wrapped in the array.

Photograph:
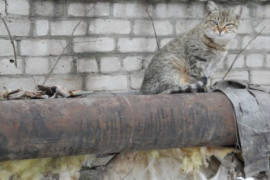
[{"x1": 214, "y1": 80, "x2": 270, "y2": 177}]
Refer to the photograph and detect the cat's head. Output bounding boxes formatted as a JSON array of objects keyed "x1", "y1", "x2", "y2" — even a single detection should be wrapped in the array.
[{"x1": 203, "y1": 1, "x2": 242, "y2": 44}]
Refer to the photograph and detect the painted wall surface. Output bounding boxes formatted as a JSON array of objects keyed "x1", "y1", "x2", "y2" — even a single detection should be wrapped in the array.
[{"x1": 0, "y1": 0, "x2": 270, "y2": 92}]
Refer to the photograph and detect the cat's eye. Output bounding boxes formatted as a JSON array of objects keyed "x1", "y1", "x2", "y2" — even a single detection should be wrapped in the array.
[
  {"x1": 225, "y1": 23, "x2": 235, "y2": 27},
  {"x1": 210, "y1": 20, "x2": 218, "y2": 25}
]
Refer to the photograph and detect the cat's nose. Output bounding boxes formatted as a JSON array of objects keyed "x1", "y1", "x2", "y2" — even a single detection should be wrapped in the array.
[{"x1": 217, "y1": 26, "x2": 224, "y2": 34}]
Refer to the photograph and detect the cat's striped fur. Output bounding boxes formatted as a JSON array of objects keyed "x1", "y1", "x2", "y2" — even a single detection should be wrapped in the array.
[{"x1": 141, "y1": 1, "x2": 241, "y2": 94}]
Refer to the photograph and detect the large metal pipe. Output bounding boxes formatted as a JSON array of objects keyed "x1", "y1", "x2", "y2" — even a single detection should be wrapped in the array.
[{"x1": 0, "y1": 92, "x2": 236, "y2": 161}]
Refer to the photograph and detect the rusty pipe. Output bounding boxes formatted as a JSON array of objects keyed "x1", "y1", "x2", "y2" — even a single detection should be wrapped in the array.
[{"x1": 0, "y1": 92, "x2": 236, "y2": 161}]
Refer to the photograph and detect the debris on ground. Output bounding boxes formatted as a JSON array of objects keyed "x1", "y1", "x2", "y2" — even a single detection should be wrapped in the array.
[{"x1": 0, "y1": 85, "x2": 93, "y2": 100}]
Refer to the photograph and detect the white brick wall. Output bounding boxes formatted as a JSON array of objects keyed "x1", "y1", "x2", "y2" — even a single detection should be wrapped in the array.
[
  {"x1": 250, "y1": 71, "x2": 270, "y2": 84},
  {"x1": 130, "y1": 72, "x2": 144, "y2": 89},
  {"x1": 7, "y1": 0, "x2": 29, "y2": 15},
  {"x1": 0, "y1": 58, "x2": 23, "y2": 75},
  {"x1": 50, "y1": 57, "x2": 74, "y2": 74},
  {"x1": 117, "y1": 38, "x2": 157, "y2": 52},
  {"x1": 20, "y1": 39, "x2": 67, "y2": 56},
  {"x1": 0, "y1": 39, "x2": 16, "y2": 56},
  {"x1": 51, "y1": 21, "x2": 87, "y2": 36},
  {"x1": 242, "y1": 36, "x2": 270, "y2": 50},
  {"x1": 113, "y1": 3, "x2": 153, "y2": 18},
  {"x1": 33, "y1": 1, "x2": 54, "y2": 16},
  {"x1": 212, "y1": 70, "x2": 249, "y2": 83},
  {"x1": 227, "y1": 37, "x2": 241, "y2": 50},
  {"x1": 77, "y1": 58, "x2": 98, "y2": 73},
  {"x1": 123, "y1": 56, "x2": 143, "y2": 71},
  {"x1": 86, "y1": 75, "x2": 128, "y2": 91},
  {"x1": 25, "y1": 57, "x2": 49, "y2": 75},
  {"x1": 35, "y1": 20, "x2": 49, "y2": 36},
  {"x1": 238, "y1": 20, "x2": 253, "y2": 34},
  {"x1": 134, "y1": 20, "x2": 173, "y2": 36},
  {"x1": 0, "y1": 19, "x2": 31, "y2": 36},
  {"x1": 254, "y1": 4, "x2": 270, "y2": 18},
  {"x1": 0, "y1": 1, "x2": 6, "y2": 16},
  {"x1": 68, "y1": 2, "x2": 110, "y2": 17},
  {"x1": 156, "y1": 4, "x2": 186, "y2": 18},
  {"x1": 0, "y1": 0, "x2": 270, "y2": 93},
  {"x1": 246, "y1": 54, "x2": 264, "y2": 67},
  {"x1": 89, "y1": 19, "x2": 131, "y2": 35},
  {"x1": 100, "y1": 57, "x2": 121, "y2": 73},
  {"x1": 255, "y1": 20, "x2": 270, "y2": 34},
  {"x1": 41, "y1": 75, "x2": 83, "y2": 90},
  {"x1": 225, "y1": 54, "x2": 245, "y2": 69},
  {"x1": 0, "y1": 77, "x2": 36, "y2": 91},
  {"x1": 73, "y1": 37, "x2": 115, "y2": 53},
  {"x1": 266, "y1": 54, "x2": 270, "y2": 67}
]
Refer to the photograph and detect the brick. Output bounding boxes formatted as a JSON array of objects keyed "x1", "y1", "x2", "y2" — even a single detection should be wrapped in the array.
[
  {"x1": 117, "y1": 38, "x2": 157, "y2": 53},
  {"x1": 42, "y1": 75, "x2": 83, "y2": 90},
  {"x1": 254, "y1": 4, "x2": 270, "y2": 18},
  {"x1": 89, "y1": 19, "x2": 131, "y2": 35},
  {"x1": 35, "y1": 20, "x2": 49, "y2": 36},
  {"x1": 266, "y1": 54, "x2": 270, "y2": 67},
  {"x1": 51, "y1": 20, "x2": 87, "y2": 36},
  {"x1": 33, "y1": 1, "x2": 54, "y2": 16},
  {"x1": 0, "y1": 77, "x2": 36, "y2": 90},
  {"x1": 0, "y1": 39, "x2": 16, "y2": 56},
  {"x1": 160, "y1": 38, "x2": 173, "y2": 48},
  {"x1": 242, "y1": 36, "x2": 270, "y2": 50},
  {"x1": 187, "y1": 3, "x2": 205, "y2": 18},
  {"x1": 225, "y1": 54, "x2": 245, "y2": 69},
  {"x1": 176, "y1": 20, "x2": 201, "y2": 34},
  {"x1": 223, "y1": 4, "x2": 248, "y2": 19},
  {"x1": 253, "y1": 20, "x2": 270, "y2": 34},
  {"x1": 25, "y1": 57, "x2": 49, "y2": 75},
  {"x1": 250, "y1": 71, "x2": 270, "y2": 85},
  {"x1": 73, "y1": 37, "x2": 115, "y2": 53},
  {"x1": 77, "y1": 58, "x2": 98, "y2": 73},
  {"x1": 7, "y1": 0, "x2": 29, "y2": 15},
  {"x1": 20, "y1": 39, "x2": 67, "y2": 56},
  {"x1": 238, "y1": 20, "x2": 253, "y2": 34},
  {"x1": 212, "y1": 70, "x2": 249, "y2": 83},
  {"x1": 50, "y1": 57, "x2": 74, "y2": 74},
  {"x1": 0, "y1": 58, "x2": 23, "y2": 75},
  {"x1": 100, "y1": 57, "x2": 121, "y2": 73},
  {"x1": 246, "y1": 54, "x2": 264, "y2": 67},
  {"x1": 68, "y1": 2, "x2": 110, "y2": 17},
  {"x1": 0, "y1": 1, "x2": 5, "y2": 16},
  {"x1": 113, "y1": 3, "x2": 153, "y2": 18},
  {"x1": 130, "y1": 72, "x2": 144, "y2": 90},
  {"x1": 239, "y1": 5, "x2": 250, "y2": 19},
  {"x1": 123, "y1": 56, "x2": 143, "y2": 71},
  {"x1": 86, "y1": 75, "x2": 128, "y2": 91},
  {"x1": 156, "y1": 3, "x2": 186, "y2": 18},
  {"x1": 133, "y1": 20, "x2": 173, "y2": 36},
  {"x1": 0, "y1": 19, "x2": 30, "y2": 36}
]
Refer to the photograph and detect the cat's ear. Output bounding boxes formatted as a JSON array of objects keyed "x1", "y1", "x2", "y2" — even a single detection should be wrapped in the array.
[
  {"x1": 207, "y1": 1, "x2": 219, "y2": 14},
  {"x1": 233, "y1": 6, "x2": 242, "y2": 20}
]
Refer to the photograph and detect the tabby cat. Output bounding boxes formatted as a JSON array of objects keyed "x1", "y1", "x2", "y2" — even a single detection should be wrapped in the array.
[
  {"x1": 141, "y1": 1, "x2": 241, "y2": 94},
  {"x1": 102, "y1": 2, "x2": 244, "y2": 180}
]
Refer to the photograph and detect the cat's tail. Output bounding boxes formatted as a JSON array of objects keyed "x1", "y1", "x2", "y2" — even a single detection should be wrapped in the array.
[{"x1": 161, "y1": 77, "x2": 208, "y2": 94}]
